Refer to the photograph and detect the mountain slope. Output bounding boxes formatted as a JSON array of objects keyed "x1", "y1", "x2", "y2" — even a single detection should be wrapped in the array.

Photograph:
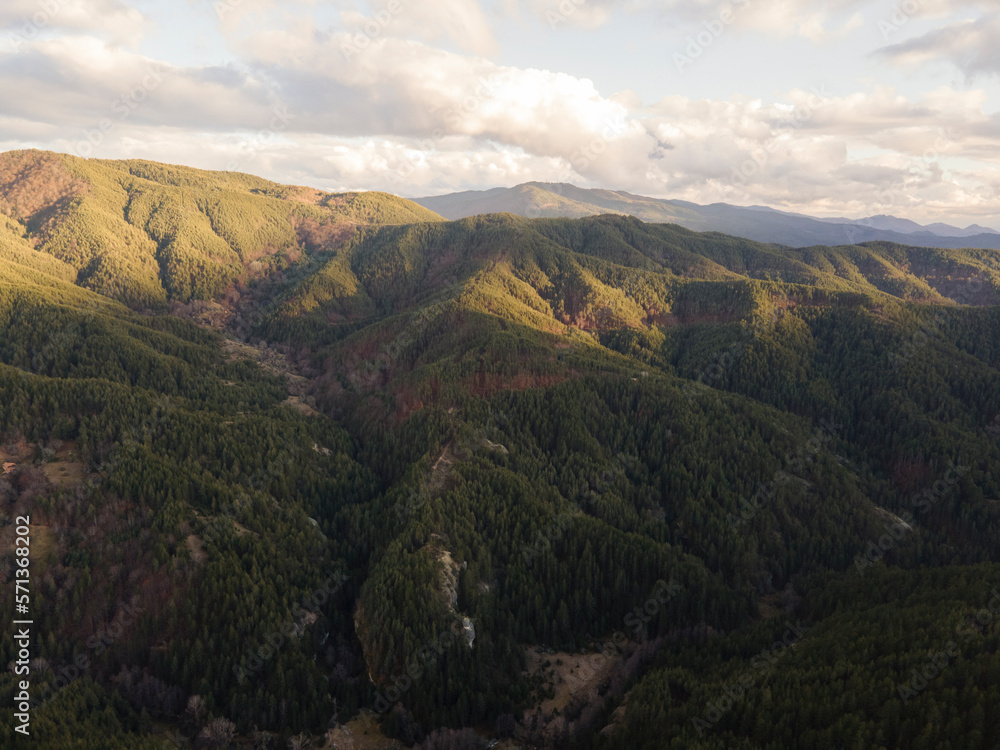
[
  {"x1": 415, "y1": 182, "x2": 1000, "y2": 250},
  {"x1": 0, "y1": 150, "x2": 444, "y2": 309},
  {"x1": 3, "y1": 155, "x2": 1000, "y2": 750},
  {"x1": 263, "y1": 213, "x2": 1000, "y2": 359},
  {"x1": 249, "y1": 215, "x2": 1000, "y2": 740},
  {"x1": 0, "y1": 241, "x2": 381, "y2": 745}
]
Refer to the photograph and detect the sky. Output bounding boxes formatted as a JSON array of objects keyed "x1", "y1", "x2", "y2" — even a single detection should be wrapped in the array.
[{"x1": 1, "y1": 0, "x2": 1000, "y2": 228}]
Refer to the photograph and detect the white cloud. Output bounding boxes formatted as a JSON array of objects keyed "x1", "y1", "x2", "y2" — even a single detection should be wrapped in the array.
[
  {"x1": 634, "y1": 0, "x2": 872, "y2": 41},
  {"x1": 518, "y1": 0, "x2": 617, "y2": 30},
  {"x1": 0, "y1": 0, "x2": 145, "y2": 47},
  {"x1": 231, "y1": 27, "x2": 642, "y2": 157},
  {"x1": 879, "y1": 13, "x2": 1000, "y2": 79},
  {"x1": 218, "y1": 0, "x2": 498, "y2": 56},
  {"x1": 0, "y1": 36, "x2": 278, "y2": 136},
  {"x1": 2, "y1": 0, "x2": 1000, "y2": 227},
  {"x1": 734, "y1": 0, "x2": 868, "y2": 40},
  {"x1": 380, "y1": 0, "x2": 498, "y2": 55}
]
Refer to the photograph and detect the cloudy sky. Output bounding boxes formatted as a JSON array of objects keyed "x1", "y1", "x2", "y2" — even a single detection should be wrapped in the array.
[{"x1": 1, "y1": 0, "x2": 999, "y2": 227}]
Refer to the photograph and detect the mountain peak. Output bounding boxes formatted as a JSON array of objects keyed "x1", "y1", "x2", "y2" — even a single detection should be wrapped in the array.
[{"x1": 415, "y1": 183, "x2": 1000, "y2": 250}]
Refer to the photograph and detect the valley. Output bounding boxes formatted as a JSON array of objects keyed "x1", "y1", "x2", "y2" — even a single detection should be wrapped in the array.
[{"x1": 0, "y1": 151, "x2": 999, "y2": 749}]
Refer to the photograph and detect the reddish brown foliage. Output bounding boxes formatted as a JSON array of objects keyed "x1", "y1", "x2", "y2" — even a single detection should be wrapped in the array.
[
  {"x1": 293, "y1": 215, "x2": 357, "y2": 252},
  {"x1": 0, "y1": 150, "x2": 87, "y2": 224}
]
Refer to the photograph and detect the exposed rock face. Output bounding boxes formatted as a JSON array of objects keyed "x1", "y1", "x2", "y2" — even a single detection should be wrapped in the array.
[
  {"x1": 462, "y1": 617, "x2": 475, "y2": 649},
  {"x1": 435, "y1": 545, "x2": 460, "y2": 610}
]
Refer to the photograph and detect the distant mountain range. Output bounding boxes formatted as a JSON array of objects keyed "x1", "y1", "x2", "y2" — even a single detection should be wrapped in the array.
[{"x1": 415, "y1": 182, "x2": 1000, "y2": 250}]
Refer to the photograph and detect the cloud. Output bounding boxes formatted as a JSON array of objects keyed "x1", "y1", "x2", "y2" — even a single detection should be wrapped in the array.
[
  {"x1": 631, "y1": 0, "x2": 872, "y2": 41},
  {"x1": 218, "y1": 0, "x2": 498, "y2": 56},
  {"x1": 729, "y1": 0, "x2": 869, "y2": 41},
  {"x1": 517, "y1": 0, "x2": 618, "y2": 30},
  {"x1": 3, "y1": 0, "x2": 1000, "y2": 227},
  {"x1": 878, "y1": 13, "x2": 1000, "y2": 79},
  {"x1": 611, "y1": 83, "x2": 1000, "y2": 226},
  {"x1": 230, "y1": 25, "x2": 643, "y2": 156},
  {"x1": 0, "y1": 0, "x2": 145, "y2": 47},
  {"x1": 0, "y1": 36, "x2": 279, "y2": 135},
  {"x1": 379, "y1": 0, "x2": 498, "y2": 55},
  {"x1": 7, "y1": 17, "x2": 1000, "y2": 225}
]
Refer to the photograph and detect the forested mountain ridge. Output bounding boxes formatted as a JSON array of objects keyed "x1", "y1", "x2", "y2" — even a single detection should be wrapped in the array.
[
  {"x1": 259, "y1": 212, "x2": 999, "y2": 424},
  {"x1": 267, "y1": 212, "x2": 1000, "y2": 345},
  {"x1": 1, "y1": 154, "x2": 999, "y2": 749},
  {"x1": 0, "y1": 149, "x2": 444, "y2": 309}
]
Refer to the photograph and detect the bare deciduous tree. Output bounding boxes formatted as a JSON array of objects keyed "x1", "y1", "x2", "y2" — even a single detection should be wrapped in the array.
[{"x1": 197, "y1": 717, "x2": 236, "y2": 749}]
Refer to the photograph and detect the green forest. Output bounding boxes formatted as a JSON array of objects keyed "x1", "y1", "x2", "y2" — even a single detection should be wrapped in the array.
[{"x1": 0, "y1": 151, "x2": 999, "y2": 749}]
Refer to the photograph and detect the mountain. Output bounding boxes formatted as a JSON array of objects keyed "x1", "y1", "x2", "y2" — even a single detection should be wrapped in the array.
[
  {"x1": 414, "y1": 182, "x2": 701, "y2": 223},
  {"x1": 2, "y1": 152, "x2": 1000, "y2": 750},
  {"x1": 925, "y1": 221, "x2": 999, "y2": 237},
  {"x1": 0, "y1": 149, "x2": 444, "y2": 309},
  {"x1": 811, "y1": 214, "x2": 998, "y2": 238},
  {"x1": 845, "y1": 214, "x2": 931, "y2": 234},
  {"x1": 814, "y1": 213, "x2": 998, "y2": 237},
  {"x1": 415, "y1": 182, "x2": 1000, "y2": 250}
]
